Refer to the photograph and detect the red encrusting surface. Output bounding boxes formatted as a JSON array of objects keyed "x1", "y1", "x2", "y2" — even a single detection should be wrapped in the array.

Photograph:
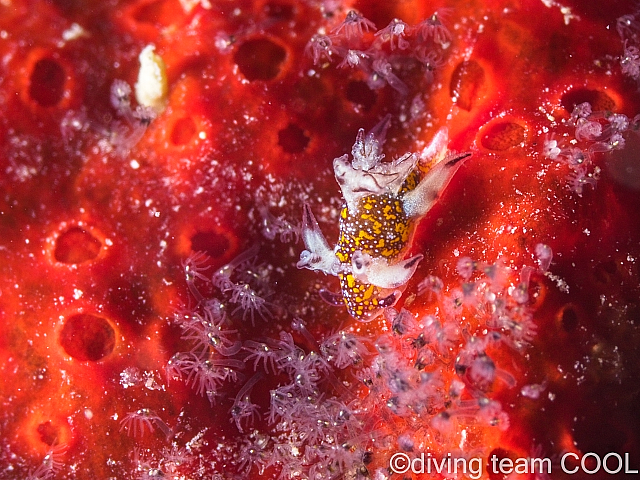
[{"x1": 1, "y1": 0, "x2": 640, "y2": 479}]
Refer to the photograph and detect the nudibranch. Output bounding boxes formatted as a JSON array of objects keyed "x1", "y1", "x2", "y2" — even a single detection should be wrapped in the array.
[{"x1": 298, "y1": 115, "x2": 469, "y2": 321}]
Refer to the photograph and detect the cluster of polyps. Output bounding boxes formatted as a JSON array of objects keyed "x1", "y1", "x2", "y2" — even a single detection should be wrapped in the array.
[
  {"x1": 306, "y1": 10, "x2": 453, "y2": 94},
  {"x1": 543, "y1": 102, "x2": 637, "y2": 195},
  {"x1": 106, "y1": 45, "x2": 167, "y2": 156},
  {"x1": 617, "y1": 8, "x2": 640, "y2": 83},
  {"x1": 358, "y1": 248, "x2": 551, "y2": 453},
  {"x1": 153, "y1": 239, "x2": 551, "y2": 478},
  {"x1": 166, "y1": 247, "x2": 272, "y2": 404},
  {"x1": 107, "y1": 79, "x2": 158, "y2": 156}
]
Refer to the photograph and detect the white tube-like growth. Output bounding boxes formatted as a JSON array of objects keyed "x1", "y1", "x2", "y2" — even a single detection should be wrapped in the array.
[{"x1": 134, "y1": 44, "x2": 168, "y2": 113}]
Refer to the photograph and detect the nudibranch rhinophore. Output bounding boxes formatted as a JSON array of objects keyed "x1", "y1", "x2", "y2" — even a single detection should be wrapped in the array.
[{"x1": 298, "y1": 115, "x2": 469, "y2": 321}]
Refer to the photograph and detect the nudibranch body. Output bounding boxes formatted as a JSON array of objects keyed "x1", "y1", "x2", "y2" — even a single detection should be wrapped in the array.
[{"x1": 298, "y1": 115, "x2": 468, "y2": 321}]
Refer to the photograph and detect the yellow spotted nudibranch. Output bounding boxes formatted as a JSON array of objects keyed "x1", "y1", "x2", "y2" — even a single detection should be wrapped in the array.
[{"x1": 298, "y1": 115, "x2": 469, "y2": 321}]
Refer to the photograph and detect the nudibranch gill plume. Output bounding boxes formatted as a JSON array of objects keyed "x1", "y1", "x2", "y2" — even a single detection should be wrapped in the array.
[{"x1": 298, "y1": 115, "x2": 469, "y2": 321}]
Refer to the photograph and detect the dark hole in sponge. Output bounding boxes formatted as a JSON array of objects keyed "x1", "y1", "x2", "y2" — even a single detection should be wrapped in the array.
[
  {"x1": 450, "y1": 60, "x2": 485, "y2": 111},
  {"x1": 278, "y1": 123, "x2": 309, "y2": 153},
  {"x1": 234, "y1": 38, "x2": 286, "y2": 81},
  {"x1": 561, "y1": 88, "x2": 615, "y2": 113},
  {"x1": 59, "y1": 313, "x2": 116, "y2": 362},
  {"x1": 481, "y1": 122, "x2": 525, "y2": 151},
  {"x1": 37, "y1": 421, "x2": 60, "y2": 446},
  {"x1": 29, "y1": 58, "x2": 66, "y2": 107},
  {"x1": 558, "y1": 304, "x2": 579, "y2": 332},
  {"x1": 54, "y1": 226, "x2": 102, "y2": 264},
  {"x1": 593, "y1": 259, "x2": 618, "y2": 285}
]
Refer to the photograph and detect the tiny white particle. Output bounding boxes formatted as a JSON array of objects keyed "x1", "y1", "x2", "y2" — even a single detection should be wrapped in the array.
[
  {"x1": 130, "y1": 159, "x2": 140, "y2": 169},
  {"x1": 62, "y1": 23, "x2": 87, "y2": 41},
  {"x1": 459, "y1": 429, "x2": 467, "y2": 449}
]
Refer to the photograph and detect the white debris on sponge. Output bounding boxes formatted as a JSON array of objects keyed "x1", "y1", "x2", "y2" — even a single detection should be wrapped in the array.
[
  {"x1": 134, "y1": 45, "x2": 168, "y2": 113},
  {"x1": 62, "y1": 23, "x2": 88, "y2": 41}
]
